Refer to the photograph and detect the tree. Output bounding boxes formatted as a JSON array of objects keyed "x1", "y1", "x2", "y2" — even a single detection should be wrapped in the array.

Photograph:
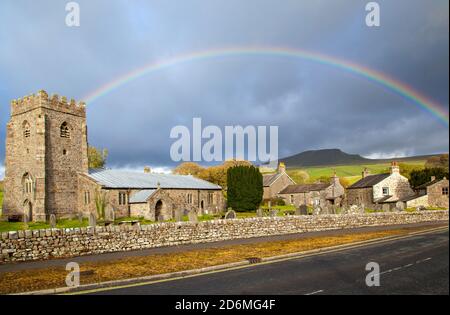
[
  {"x1": 425, "y1": 154, "x2": 449, "y2": 170},
  {"x1": 88, "y1": 146, "x2": 108, "y2": 169},
  {"x1": 227, "y1": 165, "x2": 263, "y2": 211},
  {"x1": 409, "y1": 167, "x2": 449, "y2": 188},
  {"x1": 173, "y1": 162, "x2": 204, "y2": 176}
]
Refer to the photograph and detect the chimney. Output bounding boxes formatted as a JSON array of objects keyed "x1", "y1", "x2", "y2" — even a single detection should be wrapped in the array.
[
  {"x1": 277, "y1": 162, "x2": 286, "y2": 174},
  {"x1": 390, "y1": 161, "x2": 400, "y2": 175},
  {"x1": 362, "y1": 168, "x2": 370, "y2": 178},
  {"x1": 331, "y1": 170, "x2": 339, "y2": 185},
  {"x1": 144, "y1": 166, "x2": 151, "y2": 174},
  {"x1": 431, "y1": 176, "x2": 436, "y2": 181}
]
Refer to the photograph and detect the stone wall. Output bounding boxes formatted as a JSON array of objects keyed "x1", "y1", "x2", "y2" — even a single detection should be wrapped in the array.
[{"x1": 1, "y1": 210, "x2": 447, "y2": 263}]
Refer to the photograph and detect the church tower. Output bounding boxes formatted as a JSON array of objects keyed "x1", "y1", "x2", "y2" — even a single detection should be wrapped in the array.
[{"x1": 3, "y1": 90, "x2": 88, "y2": 221}]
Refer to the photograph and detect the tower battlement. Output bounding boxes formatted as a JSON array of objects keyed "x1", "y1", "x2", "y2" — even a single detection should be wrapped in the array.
[{"x1": 11, "y1": 90, "x2": 86, "y2": 117}]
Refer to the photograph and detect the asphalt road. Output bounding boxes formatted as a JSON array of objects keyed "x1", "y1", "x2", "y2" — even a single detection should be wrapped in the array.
[{"x1": 88, "y1": 228, "x2": 449, "y2": 295}]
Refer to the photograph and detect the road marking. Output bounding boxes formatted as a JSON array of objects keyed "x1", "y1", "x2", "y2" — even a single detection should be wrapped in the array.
[
  {"x1": 305, "y1": 290, "x2": 324, "y2": 295},
  {"x1": 403, "y1": 264, "x2": 414, "y2": 268}
]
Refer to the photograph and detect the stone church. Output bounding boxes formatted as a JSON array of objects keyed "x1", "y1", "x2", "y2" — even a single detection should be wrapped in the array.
[{"x1": 2, "y1": 90, "x2": 225, "y2": 222}]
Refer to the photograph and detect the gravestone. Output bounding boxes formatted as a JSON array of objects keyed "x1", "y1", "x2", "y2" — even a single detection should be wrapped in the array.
[
  {"x1": 269, "y1": 209, "x2": 278, "y2": 217},
  {"x1": 382, "y1": 204, "x2": 391, "y2": 212},
  {"x1": 105, "y1": 205, "x2": 115, "y2": 222},
  {"x1": 395, "y1": 201, "x2": 405, "y2": 212},
  {"x1": 49, "y1": 214, "x2": 56, "y2": 228},
  {"x1": 297, "y1": 205, "x2": 308, "y2": 215},
  {"x1": 157, "y1": 215, "x2": 164, "y2": 222},
  {"x1": 225, "y1": 210, "x2": 236, "y2": 219},
  {"x1": 256, "y1": 208, "x2": 264, "y2": 217},
  {"x1": 313, "y1": 206, "x2": 321, "y2": 215},
  {"x1": 188, "y1": 211, "x2": 198, "y2": 223},
  {"x1": 23, "y1": 213, "x2": 29, "y2": 224},
  {"x1": 268, "y1": 201, "x2": 272, "y2": 210},
  {"x1": 174, "y1": 209, "x2": 183, "y2": 222},
  {"x1": 77, "y1": 212, "x2": 83, "y2": 223},
  {"x1": 89, "y1": 213, "x2": 96, "y2": 227},
  {"x1": 348, "y1": 205, "x2": 359, "y2": 214}
]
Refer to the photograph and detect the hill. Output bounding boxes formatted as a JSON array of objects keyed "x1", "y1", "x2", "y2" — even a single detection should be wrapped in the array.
[{"x1": 280, "y1": 148, "x2": 442, "y2": 168}]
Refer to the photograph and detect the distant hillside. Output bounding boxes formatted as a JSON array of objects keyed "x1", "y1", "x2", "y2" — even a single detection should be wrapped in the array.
[{"x1": 280, "y1": 148, "x2": 442, "y2": 168}]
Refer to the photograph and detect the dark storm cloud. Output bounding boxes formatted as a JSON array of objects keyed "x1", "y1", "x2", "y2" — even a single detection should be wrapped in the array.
[{"x1": 0, "y1": 0, "x2": 448, "y2": 177}]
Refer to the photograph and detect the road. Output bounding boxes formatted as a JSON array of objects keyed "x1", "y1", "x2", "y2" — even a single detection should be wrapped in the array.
[{"x1": 85, "y1": 228, "x2": 449, "y2": 295}]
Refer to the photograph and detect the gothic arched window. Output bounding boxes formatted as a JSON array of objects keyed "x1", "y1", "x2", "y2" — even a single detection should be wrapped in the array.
[
  {"x1": 23, "y1": 121, "x2": 31, "y2": 138},
  {"x1": 22, "y1": 173, "x2": 33, "y2": 194},
  {"x1": 60, "y1": 122, "x2": 70, "y2": 138}
]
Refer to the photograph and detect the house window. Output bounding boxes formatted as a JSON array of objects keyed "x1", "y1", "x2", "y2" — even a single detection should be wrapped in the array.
[
  {"x1": 23, "y1": 121, "x2": 31, "y2": 138},
  {"x1": 443, "y1": 187, "x2": 449, "y2": 195},
  {"x1": 382, "y1": 187, "x2": 390, "y2": 196},
  {"x1": 290, "y1": 195, "x2": 294, "y2": 204},
  {"x1": 60, "y1": 122, "x2": 70, "y2": 138},
  {"x1": 84, "y1": 191, "x2": 91, "y2": 205},
  {"x1": 118, "y1": 192, "x2": 127, "y2": 205}
]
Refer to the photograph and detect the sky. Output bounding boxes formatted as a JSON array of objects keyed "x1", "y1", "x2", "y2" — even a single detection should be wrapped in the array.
[{"x1": 0, "y1": 0, "x2": 448, "y2": 178}]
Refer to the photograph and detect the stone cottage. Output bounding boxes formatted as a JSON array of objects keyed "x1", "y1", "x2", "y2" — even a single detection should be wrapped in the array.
[
  {"x1": 402, "y1": 177, "x2": 449, "y2": 209},
  {"x1": 346, "y1": 162, "x2": 414, "y2": 209},
  {"x1": 262, "y1": 163, "x2": 296, "y2": 201},
  {"x1": 277, "y1": 172, "x2": 345, "y2": 207},
  {"x1": 2, "y1": 90, "x2": 224, "y2": 222}
]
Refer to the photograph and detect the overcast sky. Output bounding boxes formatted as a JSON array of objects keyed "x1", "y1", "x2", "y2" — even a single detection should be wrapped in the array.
[{"x1": 0, "y1": 0, "x2": 448, "y2": 178}]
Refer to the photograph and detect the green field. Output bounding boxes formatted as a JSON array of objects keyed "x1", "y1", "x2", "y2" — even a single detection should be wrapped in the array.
[{"x1": 286, "y1": 160, "x2": 426, "y2": 185}]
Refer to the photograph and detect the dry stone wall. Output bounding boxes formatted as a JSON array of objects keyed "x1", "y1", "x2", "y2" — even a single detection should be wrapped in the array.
[{"x1": 1, "y1": 210, "x2": 448, "y2": 263}]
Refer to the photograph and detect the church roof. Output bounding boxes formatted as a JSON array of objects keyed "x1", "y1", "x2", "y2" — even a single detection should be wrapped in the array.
[
  {"x1": 129, "y1": 189, "x2": 157, "y2": 203},
  {"x1": 87, "y1": 169, "x2": 222, "y2": 190}
]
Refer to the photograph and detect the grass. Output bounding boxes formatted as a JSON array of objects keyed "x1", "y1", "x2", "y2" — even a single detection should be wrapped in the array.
[
  {"x1": 0, "y1": 225, "x2": 440, "y2": 294},
  {"x1": 0, "y1": 219, "x2": 90, "y2": 233},
  {"x1": 286, "y1": 160, "x2": 426, "y2": 184}
]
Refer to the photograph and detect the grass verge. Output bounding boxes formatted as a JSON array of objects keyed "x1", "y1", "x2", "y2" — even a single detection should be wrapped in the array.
[{"x1": 0, "y1": 225, "x2": 441, "y2": 294}]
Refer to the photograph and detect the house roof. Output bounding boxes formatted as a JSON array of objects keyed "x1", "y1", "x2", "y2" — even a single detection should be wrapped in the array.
[
  {"x1": 401, "y1": 193, "x2": 427, "y2": 202},
  {"x1": 415, "y1": 178, "x2": 447, "y2": 190},
  {"x1": 373, "y1": 195, "x2": 395, "y2": 203},
  {"x1": 348, "y1": 173, "x2": 391, "y2": 189},
  {"x1": 129, "y1": 189, "x2": 157, "y2": 203},
  {"x1": 279, "y1": 183, "x2": 331, "y2": 194},
  {"x1": 87, "y1": 169, "x2": 222, "y2": 190},
  {"x1": 263, "y1": 173, "x2": 282, "y2": 187}
]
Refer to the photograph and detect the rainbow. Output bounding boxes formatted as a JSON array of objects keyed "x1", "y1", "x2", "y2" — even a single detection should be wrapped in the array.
[{"x1": 83, "y1": 46, "x2": 449, "y2": 126}]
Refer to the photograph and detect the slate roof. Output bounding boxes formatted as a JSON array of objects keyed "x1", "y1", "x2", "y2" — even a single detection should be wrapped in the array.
[
  {"x1": 401, "y1": 193, "x2": 427, "y2": 202},
  {"x1": 129, "y1": 189, "x2": 157, "y2": 203},
  {"x1": 263, "y1": 173, "x2": 282, "y2": 187},
  {"x1": 87, "y1": 169, "x2": 222, "y2": 190},
  {"x1": 279, "y1": 183, "x2": 331, "y2": 194},
  {"x1": 373, "y1": 195, "x2": 395, "y2": 203},
  {"x1": 415, "y1": 178, "x2": 445, "y2": 190},
  {"x1": 348, "y1": 173, "x2": 391, "y2": 189}
]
